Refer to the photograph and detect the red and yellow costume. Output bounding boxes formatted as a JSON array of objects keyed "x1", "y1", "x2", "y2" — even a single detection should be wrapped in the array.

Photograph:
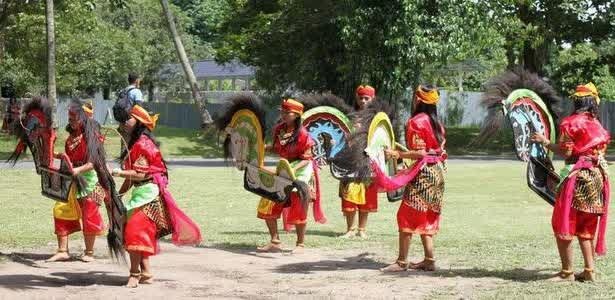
[
  {"x1": 552, "y1": 89, "x2": 610, "y2": 254},
  {"x1": 340, "y1": 85, "x2": 379, "y2": 213},
  {"x1": 123, "y1": 135, "x2": 170, "y2": 256},
  {"x1": 53, "y1": 129, "x2": 106, "y2": 237},
  {"x1": 257, "y1": 99, "x2": 326, "y2": 227},
  {"x1": 122, "y1": 105, "x2": 201, "y2": 256},
  {"x1": 397, "y1": 113, "x2": 446, "y2": 234},
  {"x1": 257, "y1": 122, "x2": 315, "y2": 224}
]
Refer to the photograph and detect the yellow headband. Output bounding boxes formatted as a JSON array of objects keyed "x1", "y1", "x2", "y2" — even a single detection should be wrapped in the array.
[
  {"x1": 82, "y1": 105, "x2": 93, "y2": 118},
  {"x1": 415, "y1": 85, "x2": 439, "y2": 105},
  {"x1": 573, "y1": 82, "x2": 600, "y2": 104}
]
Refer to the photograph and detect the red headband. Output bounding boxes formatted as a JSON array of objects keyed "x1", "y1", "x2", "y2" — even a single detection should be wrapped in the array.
[{"x1": 356, "y1": 85, "x2": 376, "y2": 98}]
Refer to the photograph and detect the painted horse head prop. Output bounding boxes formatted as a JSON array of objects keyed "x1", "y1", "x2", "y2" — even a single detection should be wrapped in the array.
[
  {"x1": 8, "y1": 97, "x2": 77, "y2": 201},
  {"x1": 479, "y1": 68, "x2": 563, "y2": 205},
  {"x1": 217, "y1": 93, "x2": 311, "y2": 206},
  {"x1": 300, "y1": 93, "x2": 353, "y2": 166}
]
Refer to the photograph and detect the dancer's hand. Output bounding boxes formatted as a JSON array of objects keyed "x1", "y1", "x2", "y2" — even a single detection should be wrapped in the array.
[
  {"x1": 531, "y1": 133, "x2": 548, "y2": 145},
  {"x1": 384, "y1": 149, "x2": 399, "y2": 160},
  {"x1": 71, "y1": 166, "x2": 82, "y2": 176}
]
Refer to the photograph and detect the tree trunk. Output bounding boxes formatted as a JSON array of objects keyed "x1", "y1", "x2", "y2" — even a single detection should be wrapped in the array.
[
  {"x1": 159, "y1": 0, "x2": 213, "y2": 127},
  {"x1": 45, "y1": 0, "x2": 57, "y2": 127},
  {"x1": 517, "y1": 2, "x2": 548, "y2": 75}
]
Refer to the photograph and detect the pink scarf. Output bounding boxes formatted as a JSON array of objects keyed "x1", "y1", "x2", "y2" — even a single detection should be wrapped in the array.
[
  {"x1": 369, "y1": 154, "x2": 446, "y2": 193},
  {"x1": 152, "y1": 173, "x2": 203, "y2": 246}
]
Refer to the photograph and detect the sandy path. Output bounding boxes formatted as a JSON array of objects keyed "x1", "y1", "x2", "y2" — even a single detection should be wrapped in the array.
[{"x1": 0, "y1": 239, "x2": 500, "y2": 299}]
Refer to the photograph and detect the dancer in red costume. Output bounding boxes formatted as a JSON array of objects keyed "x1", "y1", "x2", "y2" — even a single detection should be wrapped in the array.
[
  {"x1": 377, "y1": 85, "x2": 447, "y2": 272},
  {"x1": 47, "y1": 101, "x2": 107, "y2": 263},
  {"x1": 256, "y1": 99, "x2": 326, "y2": 254},
  {"x1": 532, "y1": 83, "x2": 610, "y2": 282},
  {"x1": 112, "y1": 104, "x2": 202, "y2": 288},
  {"x1": 339, "y1": 85, "x2": 379, "y2": 239}
]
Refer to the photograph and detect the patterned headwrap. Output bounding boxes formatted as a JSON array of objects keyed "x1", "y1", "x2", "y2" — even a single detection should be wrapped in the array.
[
  {"x1": 130, "y1": 105, "x2": 159, "y2": 130},
  {"x1": 356, "y1": 85, "x2": 376, "y2": 98},
  {"x1": 573, "y1": 82, "x2": 600, "y2": 104},
  {"x1": 281, "y1": 98, "x2": 304, "y2": 115},
  {"x1": 415, "y1": 85, "x2": 440, "y2": 105}
]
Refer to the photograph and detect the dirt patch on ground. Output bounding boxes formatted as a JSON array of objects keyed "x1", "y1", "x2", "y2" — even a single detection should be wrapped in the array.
[{"x1": 0, "y1": 239, "x2": 502, "y2": 299}]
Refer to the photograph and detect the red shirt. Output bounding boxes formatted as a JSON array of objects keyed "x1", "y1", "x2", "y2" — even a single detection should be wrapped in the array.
[
  {"x1": 64, "y1": 132, "x2": 104, "y2": 167},
  {"x1": 65, "y1": 134, "x2": 88, "y2": 166},
  {"x1": 405, "y1": 113, "x2": 446, "y2": 152},
  {"x1": 272, "y1": 123, "x2": 314, "y2": 161},
  {"x1": 124, "y1": 135, "x2": 167, "y2": 174},
  {"x1": 559, "y1": 113, "x2": 610, "y2": 157}
]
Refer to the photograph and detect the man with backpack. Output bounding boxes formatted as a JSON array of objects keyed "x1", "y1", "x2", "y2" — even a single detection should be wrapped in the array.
[{"x1": 125, "y1": 73, "x2": 144, "y2": 106}]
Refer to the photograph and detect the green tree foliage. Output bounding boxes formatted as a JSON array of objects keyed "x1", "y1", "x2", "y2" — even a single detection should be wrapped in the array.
[
  {"x1": 551, "y1": 41, "x2": 615, "y2": 101},
  {"x1": 215, "y1": 0, "x2": 501, "y2": 102},
  {"x1": 0, "y1": 0, "x2": 208, "y2": 97},
  {"x1": 484, "y1": 0, "x2": 614, "y2": 74}
]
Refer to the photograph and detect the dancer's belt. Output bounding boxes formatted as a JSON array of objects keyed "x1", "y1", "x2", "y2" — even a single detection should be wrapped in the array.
[{"x1": 134, "y1": 179, "x2": 153, "y2": 187}]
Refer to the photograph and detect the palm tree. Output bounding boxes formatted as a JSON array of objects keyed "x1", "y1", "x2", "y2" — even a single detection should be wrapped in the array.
[
  {"x1": 45, "y1": 0, "x2": 57, "y2": 126},
  {"x1": 159, "y1": 0, "x2": 213, "y2": 127}
]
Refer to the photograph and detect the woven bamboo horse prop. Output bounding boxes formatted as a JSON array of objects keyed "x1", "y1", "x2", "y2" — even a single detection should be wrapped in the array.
[
  {"x1": 478, "y1": 68, "x2": 563, "y2": 205},
  {"x1": 7, "y1": 97, "x2": 127, "y2": 261},
  {"x1": 217, "y1": 93, "x2": 311, "y2": 205}
]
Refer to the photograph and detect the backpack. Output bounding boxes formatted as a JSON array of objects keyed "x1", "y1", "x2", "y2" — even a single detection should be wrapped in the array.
[{"x1": 112, "y1": 87, "x2": 136, "y2": 123}]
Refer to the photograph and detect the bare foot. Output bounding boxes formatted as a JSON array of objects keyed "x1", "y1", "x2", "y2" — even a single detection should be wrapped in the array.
[
  {"x1": 380, "y1": 261, "x2": 408, "y2": 272},
  {"x1": 408, "y1": 259, "x2": 436, "y2": 271},
  {"x1": 548, "y1": 270, "x2": 574, "y2": 282},
  {"x1": 46, "y1": 250, "x2": 70, "y2": 262},
  {"x1": 357, "y1": 229, "x2": 368, "y2": 239},
  {"x1": 339, "y1": 229, "x2": 356, "y2": 239},
  {"x1": 139, "y1": 272, "x2": 154, "y2": 284},
  {"x1": 126, "y1": 273, "x2": 140, "y2": 288},
  {"x1": 80, "y1": 251, "x2": 95, "y2": 263},
  {"x1": 256, "y1": 242, "x2": 282, "y2": 253},
  {"x1": 291, "y1": 244, "x2": 305, "y2": 255}
]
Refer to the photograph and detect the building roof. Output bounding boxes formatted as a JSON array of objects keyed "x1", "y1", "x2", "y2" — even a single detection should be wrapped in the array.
[{"x1": 160, "y1": 59, "x2": 254, "y2": 80}]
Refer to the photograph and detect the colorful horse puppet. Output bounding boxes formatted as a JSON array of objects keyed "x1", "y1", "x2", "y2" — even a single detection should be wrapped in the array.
[
  {"x1": 299, "y1": 94, "x2": 353, "y2": 167},
  {"x1": 217, "y1": 93, "x2": 311, "y2": 206},
  {"x1": 7, "y1": 97, "x2": 127, "y2": 261},
  {"x1": 479, "y1": 68, "x2": 563, "y2": 205}
]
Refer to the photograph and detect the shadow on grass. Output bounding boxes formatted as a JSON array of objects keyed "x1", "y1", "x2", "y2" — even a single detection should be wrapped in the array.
[
  {"x1": 0, "y1": 271, "x2": 126, "y2": 290},
  {"x1": 383, "y1": 267, "x2": 554, "y2": 283},
  {"x1": 274, "y1": 252, "x2": 387, "y2": 274},
  {"x1": 1, "y1": 252, "x2": 52, "y2": 268},
  {"x1": 220, "y1": 229, "x2": 341, "y2": 238},
  {"x1": 204, "y1": 242, "x2": 279, "y2": 259}
]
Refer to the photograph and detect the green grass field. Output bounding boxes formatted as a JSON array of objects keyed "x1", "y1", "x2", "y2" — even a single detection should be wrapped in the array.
[
  {"x1": 0, "y1": 125, "x2": 222, "y2": 160},
  {"x1": 1, "y1": 162, "x2": 615, "y2": 298}
]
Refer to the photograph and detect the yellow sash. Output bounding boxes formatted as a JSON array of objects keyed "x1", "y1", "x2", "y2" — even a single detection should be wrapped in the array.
[
  {"x1": 345, "y1": 182, "x2": 366, "y2": 205},
  {"x1": 53, "y1": 184, "x2": 81, "y2": 220},
  {"x1": 257, "y1": 197, "x2": 276, "y2": 215}
]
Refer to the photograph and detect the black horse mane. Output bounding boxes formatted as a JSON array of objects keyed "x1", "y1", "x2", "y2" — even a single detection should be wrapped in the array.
[
  {"x1": 477, "y1": 67, "x2": 563, "y2": 144},
  {"x1": 328, "y1": 100, "x2": 397, "y2": 181},
  {"x1": 299, "y1": 93, "x2": 353, "y2": 115}
]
